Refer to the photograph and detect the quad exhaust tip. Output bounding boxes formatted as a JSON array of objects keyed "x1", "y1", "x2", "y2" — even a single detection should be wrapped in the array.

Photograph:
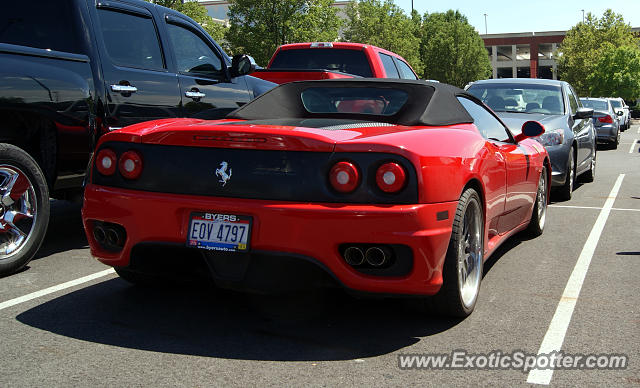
[
  {"x1": 365, "y1": 246, "x2": 390, "y2": 267},
  {"x1": 342, "y1": 245, "x2": 393, "y2": 268},
  {"x1": 344, "y1": 246, "x2": 365, "y2": 266},
  {"x1": 93, "y1": 225, "x2": 106, "y2": 244},
  {"x1": 93, "y1": 222, "x2": 126, "y2": 250}
]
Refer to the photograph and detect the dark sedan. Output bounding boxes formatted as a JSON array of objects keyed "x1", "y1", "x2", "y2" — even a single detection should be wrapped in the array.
[{"x1": 467, "y1": 79, "x2": 596, "y2": 200}]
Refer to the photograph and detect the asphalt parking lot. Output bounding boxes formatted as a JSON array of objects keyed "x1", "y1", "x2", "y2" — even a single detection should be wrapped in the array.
[{"x1": 1, "y1": 123, "x2": 639, "y2": 387}]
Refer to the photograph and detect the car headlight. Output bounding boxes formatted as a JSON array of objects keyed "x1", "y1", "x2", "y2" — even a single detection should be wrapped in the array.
[{"x1": 534, "y1": 128, "x2": 564, "y2": 146}]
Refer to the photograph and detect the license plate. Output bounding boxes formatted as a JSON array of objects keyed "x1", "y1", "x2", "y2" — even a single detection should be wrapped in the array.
[{"x1": 187, "y1": 212, "x2": 252, "y2": 252}]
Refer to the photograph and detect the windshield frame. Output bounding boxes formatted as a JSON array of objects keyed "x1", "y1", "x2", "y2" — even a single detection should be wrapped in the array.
[{"x1": 467, "y1": 82, "x2": 566, "y2": 116}]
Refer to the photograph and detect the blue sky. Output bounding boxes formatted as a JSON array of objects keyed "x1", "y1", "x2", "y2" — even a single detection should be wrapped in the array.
[{"x1": 395, "y1": 0, "x2": 640, "y2": 34}]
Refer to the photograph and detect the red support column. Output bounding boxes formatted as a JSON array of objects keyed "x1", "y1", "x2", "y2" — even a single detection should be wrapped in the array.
[{"x1": 530, "y1": 42, "x2": 539, "y2": 78}]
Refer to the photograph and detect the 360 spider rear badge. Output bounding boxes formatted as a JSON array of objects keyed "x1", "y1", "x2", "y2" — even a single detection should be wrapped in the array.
[{"x1": 215, "y1": 161, "x2": 232, "y2": 186}]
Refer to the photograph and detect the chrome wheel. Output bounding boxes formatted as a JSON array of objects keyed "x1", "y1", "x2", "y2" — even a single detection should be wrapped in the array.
[
  {"x1": 0, "y1": 165, "x2": 37, "y2": 259},
  {"x1": 536, "y1": 169, "x2": 547, "y2": 229},
  {"x1": 457, "y1": 198, "x2": 483, "y2": 309},
  {"x1": 567, "y1": 155, "x2": 574, "y2": 192}
]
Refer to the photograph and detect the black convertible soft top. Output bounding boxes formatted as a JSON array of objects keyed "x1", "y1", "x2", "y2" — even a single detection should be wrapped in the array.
[{"x1": 227, "y1": 79, "x2": 476, "y2": 126}]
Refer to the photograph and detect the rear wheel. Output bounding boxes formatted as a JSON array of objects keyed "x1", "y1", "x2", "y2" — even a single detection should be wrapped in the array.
[
  {"x1": 612, "y1": 129, "x2": 620, "y2": 149},
  {"x1": 581, "y1": 151, "x2": 596, "y2": 183},
  {"x1": 554, "y1": 148, "x2": 575, "y2": 201},
  {"x1": 427, "y1": 188, "x2": 484, "y2": 317},
  {"x1": 0, "y1": 144, "x2": 49, "y2": 277},
  {"x1": 526, "y1": 166, "x2": 548, "y2": 236}
]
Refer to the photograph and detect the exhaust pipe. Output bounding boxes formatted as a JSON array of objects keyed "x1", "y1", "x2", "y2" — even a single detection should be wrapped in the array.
[
  {"x1": 344, "y1": 246, "x2": 365, "y2": 266},
  {"x1": 105, "y1": 227, "x2": 123, "y2": 247},
  {"x1": 365, "y1": 246, "x2": 391, "y2": 267},
  {"x1": 93, "y1": 225, "x2": 106, "y2": 244}
]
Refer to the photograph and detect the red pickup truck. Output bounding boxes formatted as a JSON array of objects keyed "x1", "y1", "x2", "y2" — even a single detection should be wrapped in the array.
[{"x1": 251, "y1": 42, "x2": 419, "y2": 84}]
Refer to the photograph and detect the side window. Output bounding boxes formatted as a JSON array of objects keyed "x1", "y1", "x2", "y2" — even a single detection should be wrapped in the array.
[
  {"x1": 394, "y1": 58, "x2": 418, "y2": 80},
  {"x1": 458, "y1": 97, "x2": 512, "y2": 142},
  {"x1": 566, "y1": 86, "x2": 578, "y2": 115},
  {"x1": 0, "y1": 1, "x2": 85, "y2": 54},
  {"x1": 379, "y1": 53, "x2": 400, "y2": 78},
  {"x1": 166, "y1": 23, "x2": 223, "y2": 77},
  {"x1": 97, "y1": 9, "x2": 164, "y2": 70}
]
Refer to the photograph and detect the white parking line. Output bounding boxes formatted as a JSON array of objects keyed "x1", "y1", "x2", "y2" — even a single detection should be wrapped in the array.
[
  {"x1": 629, "y1": 139, "x2": 638, "y2": 153},
  {"x1": 0, "y1": 268, "x2": 115, "y2": 312},
  {"x1": 549, "y1": 205, "x2": 640, "y2": 212},
  {"x1": 527, "y1": 174, "x2": 625, "y2": 385}
]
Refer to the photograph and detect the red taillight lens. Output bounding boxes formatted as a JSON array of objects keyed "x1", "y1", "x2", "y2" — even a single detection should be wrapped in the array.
[
  {"x1": 118, "y1": 150, "x2": 143, "y2": 180},
  {"x1": 96, "y1": 149, "x2": 117, "y2": 176},
  {"x1": 376, "y1": 162, "x2": 406, "y2": 193},
  {"x1": 329, "y1": 161, "x2": 360, "y2": 193},
  {"x1": 597, "y1": 115, "x2": 613, "y2": 124}
]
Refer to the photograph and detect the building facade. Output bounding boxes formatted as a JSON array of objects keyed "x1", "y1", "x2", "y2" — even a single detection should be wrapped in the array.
[
  {"x1": 481, "y1": 31, "x2": 565, "y2": 80},
  {"x1": 481, "y1": 27, "x2": 640, "y2": 79}
]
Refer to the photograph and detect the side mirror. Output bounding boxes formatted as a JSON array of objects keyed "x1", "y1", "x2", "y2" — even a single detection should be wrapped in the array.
[
  {"x1": 514, "y1": 121, "x2": 545, "y2": 142},
  {"x1": 574, "y1": 107, "x2": 593, "y2": 119},
  {"x1": 230, "y1": 54, "x2": 256, "y2": 78},
  {"x1": 617, "y1": 110, "x2": 624, "y2": 116}
]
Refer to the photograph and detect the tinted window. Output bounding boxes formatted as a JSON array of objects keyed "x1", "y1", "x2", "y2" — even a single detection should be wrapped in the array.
[
  {"x1": 580, "y1": 99, "x2": 608, "y2": 111},
  {"x1": 270, "y1": 49, "x2": 373, "y2": 77},
  {"x1": 0, "y1": 0, "x2": 85, "y2": 54},
  {"x1": 167, "y1": 23, "x2": 222, "y2": 76},
  {"x1": 610, "y1": 99, "x2": 622, "y2": 108},
  {"x1": 98, "y1": 9, "x2": 164, "y2": 70},
  {"x1": 467, "y1": 82, "x2": 564, "y2": 115},
  {"x1": 301, "y1": 87, "x2": 408, "y2": 116},
  {"x1": 566, "y1": 86, "x2": 578, "y2": 115},
  {"x1": 379, "y1": 53, "x2": 400, "y2": 78},
  {"x1": 458, "y1": 97, "x2": 512, "y2": 142},
  {"x1": 394, "y1": 58, "x2": 418, "y2": 80}
]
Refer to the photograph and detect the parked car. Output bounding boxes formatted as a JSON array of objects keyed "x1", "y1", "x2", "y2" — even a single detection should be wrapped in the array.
[
  {"x1": 0, "y1": 0, "x2": 275, "y2": 276},
  {"x1": 580, "y1": 97, "x2": 621, "y2": 148},
  {"x1": 467, "y1": 78, "x2": 596, "y2": 200},
  {"x1": 250, "y1": 42, "x2": 419, "y2": 84},
  {"x1": 82, "y1": 79, "x2": 551, "y2": 317},
  {"x1": 606, "y1": 97, "x2": 630, "y2": 131}
]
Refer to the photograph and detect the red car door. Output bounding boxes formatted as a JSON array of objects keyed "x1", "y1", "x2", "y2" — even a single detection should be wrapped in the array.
[{"x1": 494, "y1": 143, "x2": 536, "y2": 234}]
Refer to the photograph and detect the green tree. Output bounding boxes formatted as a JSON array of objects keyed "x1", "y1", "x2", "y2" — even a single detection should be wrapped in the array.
[
  {"x1": 558, "y1": 9, "x2": 639, "y2": 96},
  {"x1": 226, "y1": 0, "x2": 341, "y2": 66},
  {"x1": 419, "y1": 10, "x2": 491, "y2": 88},
  {"x1": 146, "y1": 0, "x2": 226, "y2": 42},
  {"x1": 587, "y1": 44, "x2": 640, "y2": 100},
  {"x1": 343, "y1": 0, "x2": 423, "y2": 75}
]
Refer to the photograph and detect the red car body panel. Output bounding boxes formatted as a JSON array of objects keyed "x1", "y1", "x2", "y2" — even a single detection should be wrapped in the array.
[
  {"x1": 82, "y1": 116, "x2": 548, "y2": 295},
  {"x1": 83, "y1": 185, "x2": 457, "y2": 294}
]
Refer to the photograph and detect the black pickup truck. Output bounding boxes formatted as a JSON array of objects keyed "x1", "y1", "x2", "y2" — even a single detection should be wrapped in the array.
[{"x1": 0, "y1": 0, "x2": 274, "y2": 276}]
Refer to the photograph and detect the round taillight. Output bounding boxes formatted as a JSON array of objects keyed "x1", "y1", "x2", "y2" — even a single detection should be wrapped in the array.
[
  {"x1": 376, "y1": 162, "x2": 406, "y2": 193},
  {"x1": 96, "y1": 149, "x2": 117, "y2": 176},
  {"x1": 118, "y1": 150, "x2": 143, "y2": 180},
  {"x1": 329, "y1": 161, "x2": 360, "y2": 193}
]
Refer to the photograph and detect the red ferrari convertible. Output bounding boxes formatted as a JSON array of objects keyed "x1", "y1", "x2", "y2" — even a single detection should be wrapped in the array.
[{"x1": 82, "y1": 79, "x2": 550, "y2": 317}]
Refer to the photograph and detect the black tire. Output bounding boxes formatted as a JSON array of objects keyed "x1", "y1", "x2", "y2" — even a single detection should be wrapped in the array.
[
  {"x1": 554, "y1": 147, "x2": 575, "y2": 201},
  {"x1": 426, "y1": 188, "x2": 484, "y2": 317},
  {"x1": 526, "y1": 166, "x2": 548, "y2": 237},
  {"x1": 581, "y1": 150, "x2": 596, "y2": 183},
  {"x1": 0, "y1": 144, "x2": 50, "y2": 277}
]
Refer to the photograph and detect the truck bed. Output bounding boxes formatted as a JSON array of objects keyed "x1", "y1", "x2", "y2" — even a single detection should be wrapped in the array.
[{"x1": 251, "y1": 69, "x2": 357, "y2": 84}]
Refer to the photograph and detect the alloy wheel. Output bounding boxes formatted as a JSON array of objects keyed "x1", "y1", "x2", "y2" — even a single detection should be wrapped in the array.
[
  {"x1": 457, "y1": 199, "x2": 483, "y2": 309},
  {"x1": 0, "y1": 165, "x2": 37, "y2": 260}
]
